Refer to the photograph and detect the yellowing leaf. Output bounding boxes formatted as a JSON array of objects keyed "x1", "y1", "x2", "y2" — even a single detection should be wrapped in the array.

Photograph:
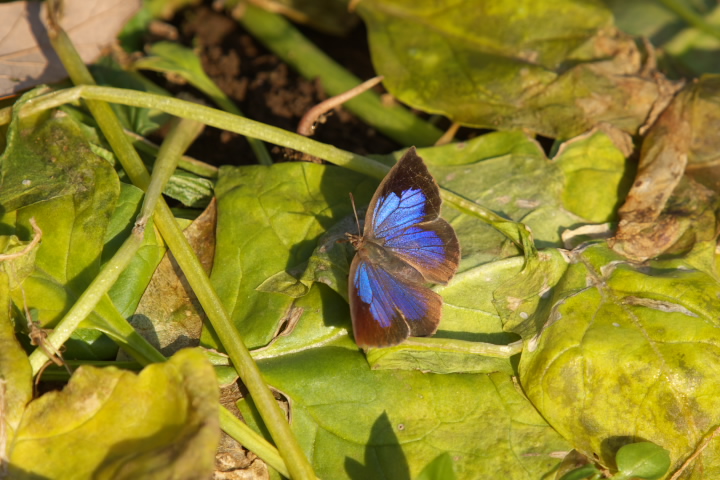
[
  {"x1": 0, "y1": 272, "x2": 33, "y2": 443},
  {"x1": 519, "y1": 243, "x2": 720, "y2": 475},
  {"x1": 358, "y1": 0, "x2": 679, "y2": 138},
  {"x1": 8, "y1": 348, "x2": 220, "y2": 479}
]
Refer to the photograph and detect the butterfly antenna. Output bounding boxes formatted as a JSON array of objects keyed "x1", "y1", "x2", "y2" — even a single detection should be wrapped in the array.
[{"x1": 349, "y1": 192, "x2": 362, "y2": 236}]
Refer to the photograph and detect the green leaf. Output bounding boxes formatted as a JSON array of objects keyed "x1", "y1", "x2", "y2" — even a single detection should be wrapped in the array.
[
  {"x1": 162, "y1": 169, "x2": 214, "y2": 208},
  {"x1": 242, "y1": 343, "x2": 570, "y2": 479},
  {"x1": 494, "y1": 248, "x2": 570, "y2": 342},
  {"x1": 207, "y1": 161, "x2": 375, "y2": 349},
  {"x1": 256, "y1": 214, "x2": 356, "y2": 301},
  {"x1": 553, "y1": 130, "x2": 634, "y2": 223},
  {"x1": 558, "y1": 464, "x2": 601, "y2": 480},
  {"x1": 358, "y1": 1, "x2": 672, "y2": 138},
  {"x1": 0, "y1": 101, "x2": 126, "y2": 359},
  {"x1": 518, "y1": 242, "x2": 720, "y2": 474},
  {"x1": 8, "y1": 348, "x2": 220, "y2": 479},
  {"x1": 614, "y1": 442, "x2": 671, "y2": 480},
  {"x1": 416, "y1": 452, "x2": 457, "y2": 480},
  {"x1": 134, "y1": 42, "x2": 233, "y2": 113},
  {"x1": 0, "y1": 89, "x2": 81, "y2": 213},
  {"x1": 251, "y1": 283, "x2": 353, "y2": 360}
]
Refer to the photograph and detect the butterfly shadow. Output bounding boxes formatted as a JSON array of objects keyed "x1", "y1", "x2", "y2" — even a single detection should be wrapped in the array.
[{"x1": 344, "y1": 411, "x2": 411, "y2": 480}]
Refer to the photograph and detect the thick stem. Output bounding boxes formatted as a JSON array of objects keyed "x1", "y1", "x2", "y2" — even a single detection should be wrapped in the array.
[{"x1": 46, "y1": 8, "x2": 316, "y2": 479}]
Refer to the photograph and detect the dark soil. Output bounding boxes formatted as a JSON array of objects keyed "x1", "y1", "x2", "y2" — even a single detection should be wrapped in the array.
[{"x1": 153, "y1": 3, "x2": 400, "y2": 167}]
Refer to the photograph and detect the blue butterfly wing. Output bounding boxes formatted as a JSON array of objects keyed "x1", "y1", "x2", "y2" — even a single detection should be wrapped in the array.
[
  {"x1": 366, "y1": 148, "x2": 460, "y2": 284},
  {"x1": 347, "y1": 148, "x2": 460, "y2": 348},
  {"x1": 349, "y1": 253, "x2": 442, "y2": 349}
]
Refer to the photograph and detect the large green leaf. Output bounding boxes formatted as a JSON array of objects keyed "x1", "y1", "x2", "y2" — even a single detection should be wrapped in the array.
[
  {"x1": 13, "y1": 155, "x2": 119, "y2": 357},
  {"x1": 358, "y1": 0, "x2": 675, "y2": 138},
  {"x1": 8, "y1": 348, "x2": 220, "y2": 479},
  {"x1": 210, "y1": 131, "x2": 639, "y2": 475},
  {"x1": 517, "y1": 242, "x2": 720, "y2": 476},
  {"x1": 243, "y1": 341, "x2": 570, "y2": 479},
  {"x1": 207, "y1": 161, "x2": 376, "y2": 349}
]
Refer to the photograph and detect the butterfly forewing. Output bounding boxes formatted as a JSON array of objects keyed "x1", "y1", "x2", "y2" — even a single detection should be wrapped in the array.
[
  {"x1": 366, "y1": 148, "x2": 459, "y2": 284},
  {"x1": 366, "y1": 148, "x2": 442, "y2": 237}
]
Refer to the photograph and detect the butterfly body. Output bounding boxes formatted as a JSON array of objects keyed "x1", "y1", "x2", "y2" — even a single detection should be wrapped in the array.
[{"x1": 348, "y1": 147, "x2": 460, "y2": 349}]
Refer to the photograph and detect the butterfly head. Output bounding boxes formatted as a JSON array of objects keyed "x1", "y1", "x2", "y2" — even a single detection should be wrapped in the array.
[
  {"x1": 346, "y1": 191, "x2": 367, "y2": 250},
  {"x1": 346, "y1": 232, "x2": 364, "y2": 250}
]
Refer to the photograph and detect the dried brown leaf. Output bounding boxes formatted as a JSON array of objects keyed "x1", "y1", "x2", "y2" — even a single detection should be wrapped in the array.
[
  {"x1": 0, "y1": 0, "x2": 141, "y2": 95},
  {"x1": 613, "y1": 83, "x2": 719, "y2": 261},
  {"x1": 121, "y1": 199, "x2": 216, "y2": 358}
]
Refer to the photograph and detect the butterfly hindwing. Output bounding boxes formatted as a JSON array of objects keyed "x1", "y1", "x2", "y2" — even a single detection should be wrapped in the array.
[
  {"x1": 382, "y1": 219, "x2": 459, "y2": 285},
  {"x1": 349, "y1": 254, "x2": 441, "y2": 349}
]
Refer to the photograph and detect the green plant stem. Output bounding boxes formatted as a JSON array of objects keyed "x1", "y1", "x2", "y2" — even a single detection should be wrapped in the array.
[
  {"x1": 3, "y1": 86, "x2": 390, "y2": 180},
  {"x1": 2, "y1": 87, "x2": 525, "y2": 248},
  {"x1": 137, "y1": 116, "x2": 203, "y2": 227},
  {"x1": 47, "y1": 12, "x2": 315, "y2": 480},
  {"x1": 219, "y1": 407, "x2": 291, "y2": 478},
  {"x1": 656, "y1": 0, "x2": 720, "y2": 41},
  {"x1": 2, "y1": 87, "x2": 526, "y2": 250},
  {"x1": 442, "y1": 189, "x2": 526, "y2": 247},
  {"x1": 27, "y1": 229, "x2": 150, "y2": 373},
  {"x1": 235, "y1": 3, "x2": 444, "y2": 147},
  {"x1": 398, "y1": 337, "x2": 523, "y2": 357},
  {"x1": 124, "y1": 129, "x2": 219, "y2": 178}
]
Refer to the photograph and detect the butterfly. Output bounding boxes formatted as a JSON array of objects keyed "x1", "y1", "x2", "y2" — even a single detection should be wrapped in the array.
[{"x1": 347, "y1": 147, "x2": 460, "y2": 349}]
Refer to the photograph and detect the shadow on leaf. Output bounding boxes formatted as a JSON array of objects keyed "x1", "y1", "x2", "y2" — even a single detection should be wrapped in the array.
[{"x1": 345, "y1": 411, "x2": 410, "y2": 480}]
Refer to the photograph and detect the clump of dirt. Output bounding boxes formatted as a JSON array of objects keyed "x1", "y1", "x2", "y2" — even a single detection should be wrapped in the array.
[{"x1": 155, "y1": 5, "x2": 400, "y2": 166}]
